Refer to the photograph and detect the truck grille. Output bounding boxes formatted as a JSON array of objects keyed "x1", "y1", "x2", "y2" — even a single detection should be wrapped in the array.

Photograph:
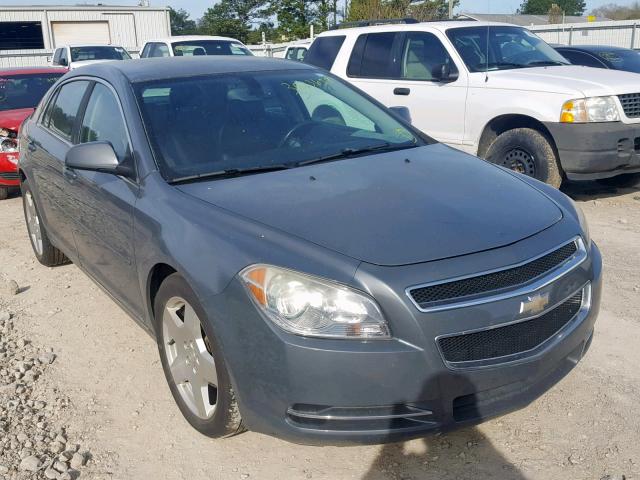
[
  {"x1": 438, "y1": 290, "x2": 583, "y2": 364},
  {"x1": 618, "y1": 93, "x2": 640, "y2": 118},
  {"x1": 409, "y1": 241, "x2": 578, "y2": 310}
]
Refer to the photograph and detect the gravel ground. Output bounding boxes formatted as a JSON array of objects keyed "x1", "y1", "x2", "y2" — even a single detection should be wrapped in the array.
[{"x1": 0, "y1": 181, "x2": 639, "y2": 480}]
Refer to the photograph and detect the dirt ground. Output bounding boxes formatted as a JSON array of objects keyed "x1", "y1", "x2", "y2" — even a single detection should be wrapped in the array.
[{"x1": 0, "y1": 180, "x2": 639, "y2": 480}]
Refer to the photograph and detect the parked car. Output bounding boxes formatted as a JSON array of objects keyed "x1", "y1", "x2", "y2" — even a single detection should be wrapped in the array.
[
  {"x1": 283, "y1": 43, "x2": 309, "y2": 61},
  {"x1": 140, "y1": 36, "x2": 252, "y2": 58},
  {"x1": 554, "y1": 44, "x2": 640, "y2": 73},
  {"x1": 51, "y1": 45, "x2": 131, "y2": 69},
  {"x1": 19, "y1": 56, "x2": 601, "y2": 444},
  {"x1": 306, "y1": 21, "x2": 640, "y2": 187},
  {"x1": 0, "y1": 66, "x2": 67, "y2": 200}
]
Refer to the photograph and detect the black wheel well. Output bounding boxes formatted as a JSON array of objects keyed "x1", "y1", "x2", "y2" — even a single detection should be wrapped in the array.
[
  {"x1": 477, "y1": 115, "x2": 556, "y2": 158},
  {"x1": 148, "y1": 263, "x2": 177, "y2": 318},
  {"x1": 18, "y1": 169, "x2": 26, "y2": 182}
]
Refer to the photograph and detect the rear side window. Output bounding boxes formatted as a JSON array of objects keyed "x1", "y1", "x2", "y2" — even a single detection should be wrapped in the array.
[
  {"x1": 44, "y1": 80, "x2": 90, "y2": 141},
  {"x1": 79, "y1": 83, "x2": 130, "y2": 162},
  {"x1": 347, "y1": 32, "x2": 400, "y2": 78},
  {"x1": 304, "y1": 36, "x2": 345, "y2": 70},
  {"x1": 150, "y1": 43, "x2": 170, "y2": 58}
]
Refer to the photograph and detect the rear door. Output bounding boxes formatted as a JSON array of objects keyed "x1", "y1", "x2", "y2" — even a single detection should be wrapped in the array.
[
  {"x1": 67, "y1": 81, "x2": 142, "y2": 316},
  {"x1": 28, "y1": 79, "x2": 91, "y2": 258}
]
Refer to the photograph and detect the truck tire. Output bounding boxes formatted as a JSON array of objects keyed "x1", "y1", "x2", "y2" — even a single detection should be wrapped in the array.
[
  {"x1": 484, "y1": 128, "x2": 563, "y2": 188},
  {"x1": 597, "y1": 173, "x2": 640, "y2": 188}
]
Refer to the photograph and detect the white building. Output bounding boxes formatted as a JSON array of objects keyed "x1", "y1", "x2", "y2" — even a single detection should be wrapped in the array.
[{"x1": 0, "y1": 4, "x2": 171, "y2": 67}]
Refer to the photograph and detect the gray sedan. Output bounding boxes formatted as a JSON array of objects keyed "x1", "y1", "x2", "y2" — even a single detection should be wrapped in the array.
[{"x1": 18, "y1": 57, "x2": 601, "y2": 444}]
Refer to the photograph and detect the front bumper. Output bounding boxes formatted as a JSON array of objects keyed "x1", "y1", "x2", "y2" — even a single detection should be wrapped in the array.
[
  {"x1": 0, "y1": 152, "x2": 20, "y2": 187},
  {"x1": 545, "y1": 121, "x2": 640, "y2": 180},
  {"x1": 206, "y1": 240, "x2": 602, "y2": 445}
]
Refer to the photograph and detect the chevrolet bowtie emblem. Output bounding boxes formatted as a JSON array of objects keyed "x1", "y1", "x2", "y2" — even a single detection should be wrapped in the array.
[{"x1": 520, "y1": 292, "x2": 550, "y2": 315}]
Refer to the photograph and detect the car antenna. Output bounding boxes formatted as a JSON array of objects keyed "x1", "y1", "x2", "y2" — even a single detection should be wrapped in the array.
[{"x1": 485, "y1": 0, "x2": 490, "y2": 82}]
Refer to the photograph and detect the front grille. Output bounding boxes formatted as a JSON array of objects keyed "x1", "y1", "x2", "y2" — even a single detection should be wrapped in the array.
[
  {"x1": 0, "y1": 172, "x2": 19, "y2": 180},
  {"x1": 409, "y1": 241, "x2": 577, "y2": 309},
  {"x1": 438, "y1": 290, "x2": 583, "y2": 364},
  {"x1": 618, "y1": 93, "x2": 640, "y2": 118}
]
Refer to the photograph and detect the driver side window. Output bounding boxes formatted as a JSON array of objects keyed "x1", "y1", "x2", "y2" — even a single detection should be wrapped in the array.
[
  {"x1": 292, "y1": 80, "x2": 375, "y2": 132},
  {"x1": 401, "y1": 32, "x2": 457, "y2": 81}
]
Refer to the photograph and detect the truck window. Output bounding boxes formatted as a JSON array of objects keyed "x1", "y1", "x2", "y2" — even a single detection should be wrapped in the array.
[
  {"x1": 304, "y1": 36, "x2": 345, "y2": 70},
  {"x1": 559, "y1": 50, "x2": 606, "y2": 69},
  {"x1": 347, "y1": 32, "x2": 400, "y2": 78},
  {"x1": 401, "y1": 32, "x2": 457, "y2": 81}
]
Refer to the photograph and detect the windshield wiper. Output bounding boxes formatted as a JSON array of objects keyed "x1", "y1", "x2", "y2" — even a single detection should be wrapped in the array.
[
  {"x1": 526, "y1": 60, "x2": 569, "y2": 67},
  {"x1": 297, "y1": 141, "x2": 418, "y2": 167},
  {"x1": 169, "y1": 164, "x2": 294, "y2": 184}
]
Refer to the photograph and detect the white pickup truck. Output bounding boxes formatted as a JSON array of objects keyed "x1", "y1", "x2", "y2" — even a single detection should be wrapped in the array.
[{"x1": 305, "y1": 21, "x2": 640, "y2": 187}]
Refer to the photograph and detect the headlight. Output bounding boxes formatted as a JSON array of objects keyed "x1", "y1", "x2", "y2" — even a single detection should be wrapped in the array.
[
  {"x1": 1, "y1": 138, "x2": 18, "y2": 153},
  {"x1": 240, "y1": 265, "x2": 390, "y2": 339},
  {"x1": 560, "y1": 96, "x2": 620, "y2": 123}
]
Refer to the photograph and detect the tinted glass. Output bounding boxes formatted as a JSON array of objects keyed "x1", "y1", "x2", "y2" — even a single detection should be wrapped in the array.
[
  {"x1": 0, "y1": 73, "x2": 63, "y2": 112},
  {"x1": 0, "y1": 22, "x2": 44, "y2": 50},
  {"x1": 141, "y1": 43, "x2": 152, "y2": 58},
  {"x1": 304, "y1": 36, "x2": 345, "y2": 70},
  {"x1": 46, "y1": 81, "x2": 89, "y2": 140},
  {"x1": 447, "y1": 26, "x2": 568, "y2": 72},
  {"x1": 594, "y1": 49, "x2": 640, "y2": 73},
  {"x1": 359, "y1": 32, "x2": 398, "y2": 78},
  {"x1": 172, "y1": 41, "x2": 252, "y2": 56},
  {"x1": 60, "y1": 48, "x2": 68, "y2": 65},
  {"x1": 151, "y1": 43, "x2": 170, "y2": 57},
  {"x1": 401, "y1": 32, "x2": 457, "y2": 80},
  {"x1": 70, "y1": 46, "x2": 131, "y2": 62},
  {"x1": 80, "y1": 83, "x2": 130, "y2": 161},
  {"x1": 135, "y1": 70, "x2": 424, "y2": 181},
  {"x1": 558, "y1": 49, "x2": 606, "y2": 68}
]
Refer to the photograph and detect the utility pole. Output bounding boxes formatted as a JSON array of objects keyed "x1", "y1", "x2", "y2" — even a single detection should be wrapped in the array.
[{"x1": 448, "y1": 0, "x2": 453, "y2": 19}]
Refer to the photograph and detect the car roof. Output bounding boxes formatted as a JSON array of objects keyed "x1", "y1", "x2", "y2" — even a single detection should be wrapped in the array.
[
  {"x1": 59, "y1": 44, "x2": 125, "y2": 48},
  {"x1": 144, "y1": 35, "x2": 243, "y2": 44},
  {"x1": 317, "y1": 20, "x2": 516, "y2": 36},
  {"x1": 554, "y1": 44, "x2": 633, "y2": 53},
  {"x1": 69, "y1": 56, "x2": 313, "y2": 83},
  {"x1": 0, "y1": 66, "x2": 68, "y2": 76}
]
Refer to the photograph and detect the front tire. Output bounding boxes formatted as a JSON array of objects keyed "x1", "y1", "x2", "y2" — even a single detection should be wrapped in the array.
[
  {"x1": 154, "y1": 273, "x2": 243, "y2": 438},
  {"x1": 597, "y1": 173, "x2": 640, "y2": 188},
  {"x1": 20, "y1": 179, "x2": 69, "y2": 266},
  {"x1": 484, "y1": 128, "x2": 563, "y2": 188}
]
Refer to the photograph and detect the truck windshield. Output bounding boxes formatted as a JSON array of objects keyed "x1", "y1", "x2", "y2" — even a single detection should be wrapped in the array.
[
  {"x1": 171, "y1": 40, "x2": 252, "y2": 56},
  {"x1": 447, "y1": 26, "x2": 569, "y2": 72},
  {"x1": 134, "y1": 70, "x2": 426, "y2": 182},
  {"x1": 0, "y1": 73, "x2": 63, "y2": 112},
  {"x1": 70, "y1": 46, "x2": 131, "y2": 61}
]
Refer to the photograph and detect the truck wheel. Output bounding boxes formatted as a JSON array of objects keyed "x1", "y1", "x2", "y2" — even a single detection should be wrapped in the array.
[
  {"x1": 597, "y1": 173, "x2": 640, "y2": 188},
  {"x1": 154, "y1": 273, "x2": 244, "y2": 438},
  {"x1": 21, "y1": 180, "x2": 69, "y2": 267},
  {"x1": 485, "y1": 128, "x2": 563, "y2": 188}
]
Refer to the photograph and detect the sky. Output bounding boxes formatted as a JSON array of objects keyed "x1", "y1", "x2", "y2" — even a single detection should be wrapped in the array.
[{"x1": 1, "y1": 0, "x2": 628, "y2": 19}]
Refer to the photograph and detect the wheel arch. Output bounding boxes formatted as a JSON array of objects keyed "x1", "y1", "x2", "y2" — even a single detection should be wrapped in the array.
[
  {"x1": 477, "y1": 114, "x2": 558, "y2": 159},
  {"x1": 18, "y1": 168, "x2": 27, "y2": 182},
  {"x1": 147, "y1": 262, "x2": 178, "y2": 325}
]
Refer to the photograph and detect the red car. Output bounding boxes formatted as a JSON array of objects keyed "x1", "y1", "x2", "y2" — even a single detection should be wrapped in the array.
[{"x1": 0, "y1": 67, "x2": 67, "y2": 199}]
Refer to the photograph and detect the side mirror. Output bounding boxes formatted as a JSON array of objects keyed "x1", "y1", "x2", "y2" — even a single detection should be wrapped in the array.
[
  {"x1": 389, "y1": 106, "x2": 412, "y2": 124},
  {"x1": 59, "y1": 57, "x2": 68, "y2": 67},
  {"x1": 432, "y1": 63, "x2": 459, "y2": 83},
  {"x1": 65, "y1": 142, "x2": 133, "y2": 177}
]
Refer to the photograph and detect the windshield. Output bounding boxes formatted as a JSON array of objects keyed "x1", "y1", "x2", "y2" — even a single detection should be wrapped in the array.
[
  {"x1": 596, "y1": 49, "x2": 640, "y2": 73},
  {"x1": 70, "y1": 46, "x2": 131, "y2": 62},
  {"x1": 171, "y1": 40, "x2": 253, "y2": 56},
  {"x1": 0, "y1": 73, "x2": 63, "y2": 112},
  {"x1": 447, "y1": 26, "x2": 569, "y2": 72},
  {"x1": 135, "y1": 70, "x2": 425, "y2": 182}
]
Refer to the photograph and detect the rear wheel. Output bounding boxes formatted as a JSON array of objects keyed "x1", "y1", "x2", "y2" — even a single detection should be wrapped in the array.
[
  {"x1": 484, "y1": 128, "x2": 563, "y2": 188},
  {"x1": 597, "y1": 173, "x2": 640, "y2": 188},
  {"x1": 21, "y1": 180, "x2": 69, "y2": 267},
  {"x1": 154, "y1": 273, "x2": 243, "y2": 438}
]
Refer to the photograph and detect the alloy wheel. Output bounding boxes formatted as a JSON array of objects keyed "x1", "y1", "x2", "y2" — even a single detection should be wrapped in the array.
[
  {"x1": 500, "y1": 147, "x2": 537, "y2": 177},
  {"x1": 162, "y1": 297, "x2": 218, "y2": 419},
  {"x1": 24, "y1": 191, "x2": 43, "y2": 256}
]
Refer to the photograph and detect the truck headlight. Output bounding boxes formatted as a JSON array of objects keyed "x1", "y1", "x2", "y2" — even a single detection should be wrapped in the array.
[
  {"x1": 560, "y1": 96, "x2": 620, "y2": 123},
  {"x1": 241, "y1": 265, "x2": 390, "y2": 339}
]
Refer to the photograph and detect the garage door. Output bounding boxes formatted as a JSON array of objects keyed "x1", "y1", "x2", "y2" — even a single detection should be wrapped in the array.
[{"x1": 52, "y1": 22, "x2": 111, "y2": 47}]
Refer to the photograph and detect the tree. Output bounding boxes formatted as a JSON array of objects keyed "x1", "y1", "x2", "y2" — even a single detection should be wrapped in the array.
[
  {"x1": 200, "y1": 0, "x2": 268, "y2": 43},
  {"x1": 518, "y1": 0, "x2": 586, "y2": 16},
  {"x1": 346, "y1": 0, "x2": 458, "y2": 22},
  {"x1": 591, "y1": 2, "x2": 640, "y2": 19},
  {"x1": 168, "y1": 7, "x2": 197, "y2": 35}
]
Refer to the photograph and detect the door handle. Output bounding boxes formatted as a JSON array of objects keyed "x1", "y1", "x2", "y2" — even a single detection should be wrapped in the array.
[
  {"x1": 393, "y1": 87, "x2": 410, "y2": 96},
  {"x1": 27, "y1": 141, "x2": 37, "y2": 152},
  {"x1": 63, "y1": 166, "x2": 77, "y2": 181}
]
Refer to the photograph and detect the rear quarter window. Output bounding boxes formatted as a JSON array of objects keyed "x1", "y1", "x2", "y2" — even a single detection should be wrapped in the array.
[{"x1": 304, "y1": 36, "x2": 345, "y2": 70}]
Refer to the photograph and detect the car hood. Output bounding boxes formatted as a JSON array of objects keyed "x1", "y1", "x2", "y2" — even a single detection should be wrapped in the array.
[
  {"x1": 177, "y1": 144, "x2": 563, "y2": 266},
  {"x1": 0, "y1": 108, "x2": 33, "y2": 132},
  {"x1": 486, "y1": 65, "x2": 640, "y2": 97},
  {"x1": 70, "y1": 59, "x2": 112, "y2": 69}
]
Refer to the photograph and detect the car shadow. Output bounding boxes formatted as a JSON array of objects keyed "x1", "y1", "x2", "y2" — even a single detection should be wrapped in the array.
[
  {"x1": 561, "y1": 180, "x2": 640, "y2": 201},
  {"x1": 360, "y1": 375, "x2": 528, "y2": 480}
]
